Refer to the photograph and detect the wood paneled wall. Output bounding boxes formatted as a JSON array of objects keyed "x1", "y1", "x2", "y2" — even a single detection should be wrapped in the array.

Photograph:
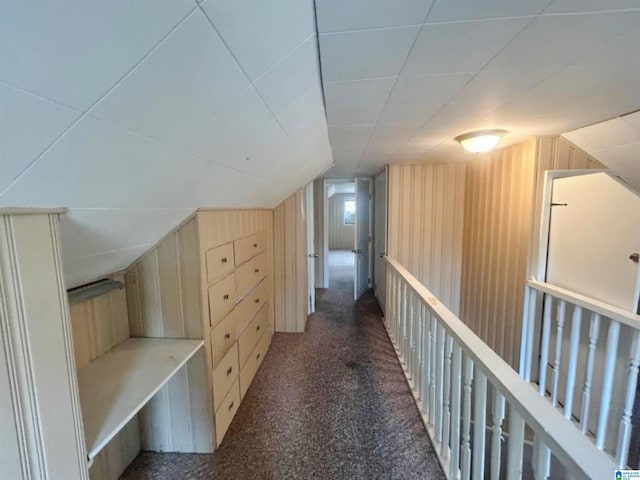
[
  {"x1": 125, "y1": 216, "x2": 214, "y2": 454},
  {"x1": 313, "y1": 178, "x2": 325, "y2": 288},
  {"x1": 387, "y1": 163, "x2": 466, "y2": 315},
  {"x1": 69, "y1": 276, "x2": 140, "y2": 480},
  {"x1": 460, "y1": 140, "x2": 537, "y2": 368},
  {"x1": 274, "y1": 189, "x2": 309, "y2": 332},
  {"x1": 328, "y1": 193, "x2": 354, "y2": 250}
]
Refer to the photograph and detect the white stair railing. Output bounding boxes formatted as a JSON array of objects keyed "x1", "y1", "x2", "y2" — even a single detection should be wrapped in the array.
[
  {"x1": 521, "y1": 279, "x2": 640, "y2": 468},
  {"x1": 385, "y1": 257, "x2": 617, "y2": 479}
]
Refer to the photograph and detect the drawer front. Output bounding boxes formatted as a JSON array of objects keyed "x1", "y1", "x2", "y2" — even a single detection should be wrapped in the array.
[
  {"x1": 239, "y1": 329, "x2": 271, "y2": 399},
  {"x1": 211, "y1": 310, "x2": 237, "y2": 367},
  {"x1": 205, "y1": 242, "x2": 234, "y2": 284},
  {"x1": 238, "y1": 302, "x2": 270, "y2": 368},
  {"x1": 212, "y1": 343, "x2": 239, "y2": 411},
  {"x1": 235, "y1": 279, "x2": 269, "y2": 335},
  {"x1": 208, "y1": 273, "x2": 235, "y2": 328},
  {"x1": 215, "y1": 379, "x2": 240, "y2": 447},
  {"x1": 235, "y1": 252, "x2": 267, "y2": 301},
  {"x1": 234, "y1": 232, "x2": 267, "y2": 266}
]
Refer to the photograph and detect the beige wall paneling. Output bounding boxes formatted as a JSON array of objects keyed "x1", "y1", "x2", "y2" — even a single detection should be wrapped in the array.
[
  {"x1": 69, "y1": 277, "x2": 140, "y2": 480},
  {"x1": 387, "y1": 163, "x2": 466, "y2": 315},
  {"x1": 273, "y1": 189, "x2": 309, "y2": 332},
  {"x1": 313, "y1": 178, "x2": 326, "y2": 288},
  {"x1": 460, "y1": 140, "x2": 537, "y2": 369},
  {"x1": 0, "y1": 210, "x2": 88, "y2": 479},
  {"x1": 126, "y1": 215, "x2": 214, "y2": 453},
  {"x1": 328, "y1": 193, "x2": 355, "y2": 250}
]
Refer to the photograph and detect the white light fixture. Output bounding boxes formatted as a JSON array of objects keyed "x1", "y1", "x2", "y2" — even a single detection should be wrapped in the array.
[{"x1": 455, "y1": 129, "x2": 507, "y2": 153}]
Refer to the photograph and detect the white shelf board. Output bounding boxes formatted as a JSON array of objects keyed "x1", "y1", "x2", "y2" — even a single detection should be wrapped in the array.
[{"x1": 77, "y1": 337, "x2": 204, "y2": 460}]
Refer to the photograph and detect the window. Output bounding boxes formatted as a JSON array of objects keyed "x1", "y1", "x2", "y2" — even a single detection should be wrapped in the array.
[{"x1": 344, "y1": 200, "x2": 355, "y2": 225}]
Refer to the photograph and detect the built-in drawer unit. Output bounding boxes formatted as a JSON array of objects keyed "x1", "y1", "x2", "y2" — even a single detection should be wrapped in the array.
[
  {"x1": 208, "y1": 273, "x2": 235, "y2": 328},
  {"x1": 206, "y1": 242, "x2": 234, "y2": 284},
  {"x1": 215, "y1": 379, "x2": 240, "y2": 447},
  {"x1": 234, "y1": 232, "x2": 267, "y2": 266},
  {"x1": 211, "y1": 310, "x2": 237, "y2": 367},
  {"x1": 239, "y1": 329, "x2": 271, "y2": 399},
  {"x1": 235, "y1": 279, "x2": 269, "y2": 335},
  {"x1": 238, "y1": 303, "x2": 270, "y2": 368},
  {"x1": 235, "y1": 252, "x2": 267, "y2": 301},
  {"x1": 212, "y1": 343, "x2": 239, "y2": 411}
]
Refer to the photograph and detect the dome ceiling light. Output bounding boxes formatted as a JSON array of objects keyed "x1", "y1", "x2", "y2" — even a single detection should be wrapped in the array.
[{"x1": 455, "y1": 129, "x2": 508, "y2": 153}]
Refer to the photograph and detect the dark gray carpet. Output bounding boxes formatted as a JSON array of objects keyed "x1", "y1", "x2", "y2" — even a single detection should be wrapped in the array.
[{"x1": 120, "y1": 252, "x2": 443, "y2": 479}]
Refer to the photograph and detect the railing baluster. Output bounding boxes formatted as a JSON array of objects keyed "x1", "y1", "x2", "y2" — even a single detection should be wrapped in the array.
[
  {"x1": 616, "y1": 329, "x2": 640, "y2": 467},
  {"x1": 596, "y1": 319, "x2": 621, "y2": 450},
  {"x1": 395, "y1": 275, "x2": 401, "y2": 344},
  {"x1": 401, "y1": 283, "x2": 408, "y2": 359},
  {"x1": 564, "y1": 305, "x2": 582, "y2": 420},
  {"x1": 421, "y1": 305, "x2": 430, "y2": 414},
  {"x1": 472, "y1": 371, "x2": 487, "y2": 480},
  {"x1": 551, "y1": 299, "x2": 566, "y2": 407},
  {"x1": 490, "y1": 391, "x2": 506, "y2": 480},
  {"x1": 450, "y1": 343, "x2": 462, "y2": 478},
  {"x1": 524, "y1": 288, "x2": 539, "y2": 381},
  {"x1": 533, "y1": 437, "x2": 551, "y2": 480},
  {"x1": 407, "y1": 290, "x2": 414, "y2": 377},
  {"x1": 520, "y1": 285, "x2": 531, "y2": 377},
  {"x1": 538, "y1": 294, "x2": 553, "y2": 395},
  {"x1": 580, "y1": 312, "x2": 600, "y2": 434},
  {"x1": 413, "y1": 295, "x2": 419, "y2": 386},
  {"x1": 435, "y1": 323, "x2": 445, "y2": 444},
  {"x1": 507, "y1": 408, "x2": 525, "y2": 480},
  {"x1": 461, "y1": 356, "x2": 473, "y2": 480},
  {"x1": 442, "y1": 334, "x2": 453, "y2": 459},
  {"x1": 430, "y1": 313, "x2": 438, "y2": 428}
]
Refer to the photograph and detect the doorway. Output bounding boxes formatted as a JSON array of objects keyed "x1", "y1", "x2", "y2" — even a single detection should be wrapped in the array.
[{"x1": 326, "y1": 181, "x2": 356, "y2": 290}]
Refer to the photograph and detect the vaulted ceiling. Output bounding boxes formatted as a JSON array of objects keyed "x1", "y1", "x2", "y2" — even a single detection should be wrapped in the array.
[
  {"x1": 0, "y1": 1, "x2": 332, "y2": 287},
  {"x1": 316, "y1": 0, "x2": 640, "y2": 177},
  {"x1": 2, "y1": 1, "x2": 640, "y2": 287}
]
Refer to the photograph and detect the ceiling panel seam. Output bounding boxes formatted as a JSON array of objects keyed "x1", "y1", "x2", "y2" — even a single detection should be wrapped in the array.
[
  {"x1": 0, "y1": 5, "x2": 200, "y2": 198},
  {"x1": 312, "y1": 0, "x2": 327, "y2": 116}
]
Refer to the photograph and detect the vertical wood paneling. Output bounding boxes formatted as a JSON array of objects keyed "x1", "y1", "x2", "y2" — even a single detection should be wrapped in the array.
[
  {"x1": 328, "y1": 193, "x2": 355, "y2": 249},
  {"x1": 273, "y1": 189, "x2": 309, "y2": 332},
  {"x1": 387, "y1": 163, "x2": 466, "y2": 315},
  {"x1": 69, "y1": 277, "x2": 140, "y2": 480},
  {"x1": 313, "y1": 178, "x2": 325, "y2": 288},
  {"x1": 460, "y1": 140, "x2": 537, "y2": 368},
  {"x1": 126, "y1": 214, "x2": 214, "y2": 454}
]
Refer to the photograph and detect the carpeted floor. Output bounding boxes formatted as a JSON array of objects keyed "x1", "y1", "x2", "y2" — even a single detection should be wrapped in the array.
[{"x1": 120, "y1": 250, "x2": 443, "y2": 479}]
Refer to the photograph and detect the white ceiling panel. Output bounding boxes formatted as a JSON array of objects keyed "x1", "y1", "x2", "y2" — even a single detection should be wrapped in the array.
[
  {"x1": 0, "y1": 0, "x2": 195, "y2": 110},
  {"x1": 427, "y1": 0, "x2": 550, "y2": 22},
  {"x1": 277, "y1": 85, "x2": 326, "y2": 141},
  {"x1": 368, "y1": 123, "x2": 418, "y2": 147},
  {"x1": 60, "y1": 208, "x2": 193, "y2": 259},
  {"x1": 386, "y1": 72, "x2": 472, "y2": 105},
  {"x1": 323, "y1": 77, "x2": 397, "y2": 109},
  {"x1": 91, "y1": 10, "x2": 251, "y2": 155},
  {"x1": 316, "y1": 0, "x2": 432, "y2": 33},
  {"x1": 1, "y1": 84, "x2": 80, "y2": 192},
  {"x1": 0, "y1": 116, "x2": 204, "y2": 209},
  {"x1": 544, "y1": 0, "x2": 640, "y2": 14},
  {"x1": 254, "y1": 37, "x2": 320, "y2": 114},
  {"x1": 64, "y1": 243, "x2": 153, "y2": 289},
  {"x1": 319, "y1": 26, "x2": 420, "y2": 81},
  {"x1": 485, "y1": 11, "x2": 640, "y2": 74},
  {"x1": 403, "y1": 18, "x2": 530, "y2": 76},
  {"x1": 200, "y1": 0, "x2": 315, "y2": 80},
  {"x1": 327, "y1": 106, "x2": 385, "y2": 126},
  {"x1": 327, "y1": 125, "x2": 375, "y2": 148}
]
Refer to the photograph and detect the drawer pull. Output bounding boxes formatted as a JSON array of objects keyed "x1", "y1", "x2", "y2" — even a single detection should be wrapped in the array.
[
  {"x1": 256, "y1": 325, "x2": 261, "y2": 331},
  {"x1": 223, "y1": 294, "x2": 229, "y2": 300},
  {"x1": 224, "y1": 332, "x2": 231, "y2": 339},
  {"x1": 221, "y1": 257, "x2": 227, "y2": 264},
  {"x1": 226, "y1": 366, "x2": 233, "y2": 376},
  {"x1": 253, "y1": 243, "x2": 258, "y2": 248},
  {"x1": 254, "y1": 268, "x2": 260, "y2": 273},
  {"x1": 228, "y1": 401, "x2": 234, "y2": 411},
  {"x1": 254, "y1": 298, "x2": 260, "y2": 304},
  {"x1": 256, "y1": 353, "x2": 261, "y2": 360}
]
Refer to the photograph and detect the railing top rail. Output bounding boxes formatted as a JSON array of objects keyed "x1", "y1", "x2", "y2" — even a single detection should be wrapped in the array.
[
  {"x1": 527, "y1": 278, "x2": 640, "y2": 330},
  {"x1": 385, "y1": 256, "x2": 617, "y2": 480}
]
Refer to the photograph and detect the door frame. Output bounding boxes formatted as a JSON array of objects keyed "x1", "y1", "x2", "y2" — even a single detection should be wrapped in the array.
[{"x1": 354, "y1": 176, "x2": 373, "y2": 300}]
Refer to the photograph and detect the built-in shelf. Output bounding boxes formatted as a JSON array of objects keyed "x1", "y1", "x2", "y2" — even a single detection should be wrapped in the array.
[{"x1": 77, "y1": 337, "x2": 204, "y2": 460}]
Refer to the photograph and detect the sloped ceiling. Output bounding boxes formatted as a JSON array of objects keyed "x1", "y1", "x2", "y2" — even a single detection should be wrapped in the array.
[
  {"x1": 315, "y1": 0, "x2": 640, "y2": 177},
  {"x1": 0, "y1": 1, "x2": 333, "y2": 287},
  {"x1": 563, "y1": 111, "x2": 640, "y2": 191}
]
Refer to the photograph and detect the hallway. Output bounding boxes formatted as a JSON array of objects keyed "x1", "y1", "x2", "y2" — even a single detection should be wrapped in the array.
[{"x1": 121, "y1": 252, "x2": 442, "y2": 479}]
